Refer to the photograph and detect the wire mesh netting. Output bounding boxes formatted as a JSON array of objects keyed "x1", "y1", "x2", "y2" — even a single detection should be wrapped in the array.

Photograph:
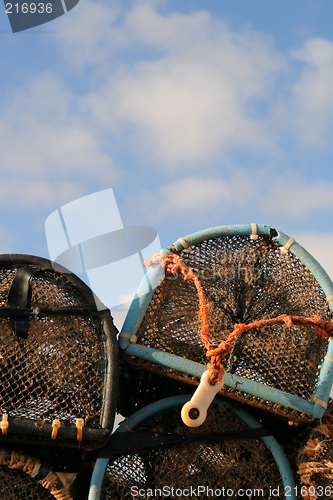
[
  {"x1": 0, "y1": 256, "x2": 118, "y2": 435},
  {"x1": 0, "y1": 467, "x2": 55, "y2": 500},
  {"x1": 117, "y1": 358, "x2": 192, "y2": 417},
  {"x1": 103, "y1": 403, "x2": 285, "y2": 499},
  {"x1": 125, "y1": 234, "x2": 332, "y2": 417}
]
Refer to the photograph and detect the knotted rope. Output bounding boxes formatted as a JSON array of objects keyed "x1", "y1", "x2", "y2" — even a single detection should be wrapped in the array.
[
  {"x1": 297, "y1": 410, "x2": 333, "y2": 499},
  {"x1": 0, "y1": 449, "x2": 40, "y2": 475},
  {"x1": 40, "y1": 471, "x2": 72, "y2": 500},
  {"x1": 145, "y1": 253, "x2": 333, "y2": 384},
  {"x1": 0, "y1": 449, "x2": 72, "y2": 500},
  {"x1": 299, "y1": 460, "x2": 333, "y2": 483}
]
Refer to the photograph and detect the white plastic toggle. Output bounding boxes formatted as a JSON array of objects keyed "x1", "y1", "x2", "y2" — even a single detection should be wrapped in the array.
[{"x1": 181, "y1": 370, "x2": 225, "y2": 428}]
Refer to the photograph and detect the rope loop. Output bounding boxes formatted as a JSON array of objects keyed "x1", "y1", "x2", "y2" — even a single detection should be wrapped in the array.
[{"x1": 145, "y1": 253, "x2": 333, "y2": 384}]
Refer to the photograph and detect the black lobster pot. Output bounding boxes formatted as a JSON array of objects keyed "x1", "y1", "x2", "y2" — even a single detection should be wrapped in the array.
[{"x1": 0, "y1": 255, "x2": 118, "y2": 466}]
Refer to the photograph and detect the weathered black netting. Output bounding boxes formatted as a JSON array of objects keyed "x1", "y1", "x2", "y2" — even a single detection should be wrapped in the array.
[
  {"x1": 128, "y1": 235, "x2": 331, "y2": 417},
  {"x1": 103, "y1": 404, "x2": 284, "y2": 499},
  {"x1": 0, "y1": 467, "x2": 55, "y2": 499},
  {"x1": 118, "y1": 359, "x2": 190, "y2": 417},
  {"x1": 0, "y1": 263, "x2": 112, "y2": 428}
]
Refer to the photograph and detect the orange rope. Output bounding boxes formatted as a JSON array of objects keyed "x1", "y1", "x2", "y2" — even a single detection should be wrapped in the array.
[
  {"x1": 206, "y1": 314, "x2": 333, "y2": 382},
  {"x1": 145, "y1": 253, "x2": 333, "y2": 383},
  {"x1": 144, "y1": 253, "x2": 210, "y2": 345}
]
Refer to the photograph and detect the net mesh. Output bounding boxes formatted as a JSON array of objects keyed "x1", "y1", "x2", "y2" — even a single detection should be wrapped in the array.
[
  {"x1": 0, "y1": 466, "x2": 55, "y2": 500},
  {"x1": 0, "y1": 265, "x2": 107, "y2": 427},
  {"x1": 104, "y1": 404, "x2": 284, "y2": 499},
  {"x1": 118, "y1": 359, "x2": 191, "y2": 417},
  {"x1": 128, "y1": 235, "x2": 331, "y2": 416}
]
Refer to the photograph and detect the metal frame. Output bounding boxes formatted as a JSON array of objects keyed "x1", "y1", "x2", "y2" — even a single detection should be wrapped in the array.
[
  {"x1": 119, "y1": 224, "x2": 333, "y2": 419},
  {"x1": 88, "y1": 394, "x2": 296, "y2": 500}
]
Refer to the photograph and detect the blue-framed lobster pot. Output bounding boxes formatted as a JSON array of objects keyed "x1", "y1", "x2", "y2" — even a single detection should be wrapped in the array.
[
  {"x1": 88, "y1": 395, "x2": 296, "y2": 500},
  {"x1": 119, "y1": 224, "x2": 333, "y2": 420}
]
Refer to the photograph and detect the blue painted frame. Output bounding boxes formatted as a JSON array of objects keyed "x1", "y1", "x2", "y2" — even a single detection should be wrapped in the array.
[
  {"x1": 119, "y1": 224, "x2": 333, "y2": 419},
  {"x1": 88, "y1": 395, "x2": 296, "y2": 500}
]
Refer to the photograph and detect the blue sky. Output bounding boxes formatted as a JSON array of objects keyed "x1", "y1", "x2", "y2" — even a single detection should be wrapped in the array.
[{"x1": 1, "y1": 0, "x2": 333, "y2": 285}]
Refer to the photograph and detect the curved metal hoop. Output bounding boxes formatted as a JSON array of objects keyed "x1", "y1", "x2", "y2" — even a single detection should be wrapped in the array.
[{"x1": 88, "y1": 394, "x2": 296, "y2": 500}]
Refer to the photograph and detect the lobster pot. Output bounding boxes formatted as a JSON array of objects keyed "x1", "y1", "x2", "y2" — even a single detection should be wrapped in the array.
[
  {"x1": 0, "y1": 255, "x2": 118, "y2": 451},
  {"x1": 89, "y1": 395, "x2": 295, "y2": 500},
  {"x1": 0, "y1": 448, "x2": 72, "y2": 500},
  {"x1": 119, "y1": 224, "x2": 333, "y2": 422}
]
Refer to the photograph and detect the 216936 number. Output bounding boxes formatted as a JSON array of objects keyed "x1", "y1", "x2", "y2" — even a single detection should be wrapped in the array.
[
  {"x1": 5, "y1": 3, "x2": 53, "y2": 14},
  {"x1": 285, "y1": 485, "x2": 332, "y2": 497}
]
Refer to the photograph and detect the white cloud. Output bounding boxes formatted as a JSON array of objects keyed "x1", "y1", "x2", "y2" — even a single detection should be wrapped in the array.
[
  {"x1": 261, "y1": 174, "x2": 333, "y2": 218},
  {"x1": 54, "y1": 3, "x2": 333, "y2": 163},
  {"x1": 131, "y1": 170, "x2": 333, "y2": 224},
  {"x1": 87, "y1": 60, "x2": 266, "y2": 165},
  {"x1": 0, "y1": 119, "x2": 114, "y2": 177},
  {"x1": 54, "y1": 2, "x2": 226, "y2": 69},
  {"x1": 143, "y1": 174, "x2": 256, "y2": 218},
  {"x1": 0, "y1": 180, "x2": 85, "y2": 209},
  {"x1": 124, "y1": 4, "x2": 215, "y2": 51},
  {"x1": 54, "y1": 1, "x2": 121, "y2": 70},
  {"x1": 0, "y1": 72, "x2": 117, "y2": 209},
  {"x1": 2, "y1": 1, "x2": 333, "y2": 216},
  {"x1": 280, "y1": 38, "x2": 333, "y2": 146},
  {"x1": 1, "y1": 73, "x2": 115, "y2": 175},
  {"x1": 81, "y1": 4, "x2": 285, "y2": 166}
]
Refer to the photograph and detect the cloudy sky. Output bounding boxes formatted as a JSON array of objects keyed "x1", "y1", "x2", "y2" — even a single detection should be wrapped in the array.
[{"x1": 1, "y1": 0, "x2": 333, "y2": 285}]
